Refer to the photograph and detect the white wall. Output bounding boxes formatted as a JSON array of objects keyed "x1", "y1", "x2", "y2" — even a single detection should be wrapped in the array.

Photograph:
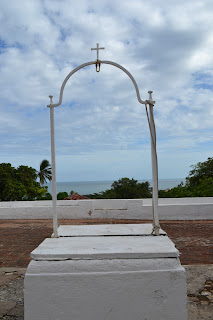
[{"x1": 0, "y1": 198, "x2": 212, "y2": 220}]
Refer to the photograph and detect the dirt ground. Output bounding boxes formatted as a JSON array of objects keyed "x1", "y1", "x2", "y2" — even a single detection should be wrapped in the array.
[
  {"x1": 0, "y1": 219, "x2": 212, "y2": 319},
  {"x1": 0, "y1": 219, "x2": 213, "y2": 267}
]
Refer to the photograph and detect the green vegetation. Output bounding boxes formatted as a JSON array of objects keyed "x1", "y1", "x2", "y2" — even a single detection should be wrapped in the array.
[
  {"x1": 37, "y1": 159, "x2": 52, "y2": 185},
  {"x1": 87, "y1": 157, "x2": 213, "y2": 199},
  {"x1": 42, "y1": 192, "x2": 52, "y2": 200},
  {"x1": 159, "y1": 157, "x2": 213, "y2": 198},
  {"x1": 0, "y1": 157, "x2": 212, "y2": 201},
  {"x1": 87, "y1": 177, "x2": 152, "y2": 199},
  {"x1": 57, "y1": 192, "x2": 68, "y2": 200},
  {"x1": 0, "y1": 163, "x2": 50, "y2": 201}
]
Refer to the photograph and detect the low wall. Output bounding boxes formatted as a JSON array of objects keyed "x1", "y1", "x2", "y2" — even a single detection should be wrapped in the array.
[{"x1": 0, "y1": 197, "x2": 212, "y2": 220}]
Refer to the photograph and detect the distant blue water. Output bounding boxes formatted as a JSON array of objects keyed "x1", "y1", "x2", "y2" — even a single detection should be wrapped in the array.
[{"x1": 46, "y1": 179, "x2": 184, "y2": 195}]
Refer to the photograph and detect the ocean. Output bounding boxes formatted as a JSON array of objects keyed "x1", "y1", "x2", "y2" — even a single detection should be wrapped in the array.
[{"x1": 46, "y1": 179, "x2": 184, "y2": 195}]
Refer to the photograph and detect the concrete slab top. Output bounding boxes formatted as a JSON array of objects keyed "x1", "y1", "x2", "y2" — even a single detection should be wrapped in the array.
[
  {"x1": 57, "y1": 223, "x2": 166, "y2": 237},
  {"x1": 31, "y1": 235, "x2": 178, "y2": 261}
]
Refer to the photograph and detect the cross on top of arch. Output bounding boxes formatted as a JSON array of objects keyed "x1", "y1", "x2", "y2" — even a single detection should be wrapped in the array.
[{"x1": 91, "y1": 43, "x2": 105, "y2": 61}]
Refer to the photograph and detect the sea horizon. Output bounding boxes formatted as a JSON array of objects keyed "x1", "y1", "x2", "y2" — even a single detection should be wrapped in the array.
[{"x1": 46, "y1": 178, "x2": 185, "y2": 195}]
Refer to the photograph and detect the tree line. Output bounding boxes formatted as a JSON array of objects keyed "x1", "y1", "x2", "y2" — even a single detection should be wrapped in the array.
[
  {"x1": 0, "y1": 157, "x2": 212, "y2": 201},
  {"x1": 0, "y1": 160, "x2": 52, "y2": 201},
  {"x1": 158, "y1": 157, "x2": 213, "y2": 198},
  {"x1": 86, "y1": 157, "x2": 213, "y2": 199}
]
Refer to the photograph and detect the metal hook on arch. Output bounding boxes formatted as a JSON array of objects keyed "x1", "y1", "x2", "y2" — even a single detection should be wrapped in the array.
[{"x1": 95, "y1": 61, "x2": 101, "y2": 72}]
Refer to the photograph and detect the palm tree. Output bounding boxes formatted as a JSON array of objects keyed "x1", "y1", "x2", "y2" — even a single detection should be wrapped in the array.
[{"x1": 37, "y1": 160, "x2": 52, "y2": 185}]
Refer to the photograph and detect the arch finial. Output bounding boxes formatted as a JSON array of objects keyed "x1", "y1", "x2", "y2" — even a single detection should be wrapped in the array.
[
  {"x1": 49, "y1": 95, "x2": 53, "y2": 105},
  {"x1": 91, "y1": 43, "x2": 105, "y2": 61},
  {"x1": 147, "y1": 91, "x2": 155, "y2": 106}
]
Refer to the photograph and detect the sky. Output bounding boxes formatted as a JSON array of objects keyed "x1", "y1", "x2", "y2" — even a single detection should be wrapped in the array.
[{"x1": 0, "y1": 0, "x2": 213, "y2": 182}]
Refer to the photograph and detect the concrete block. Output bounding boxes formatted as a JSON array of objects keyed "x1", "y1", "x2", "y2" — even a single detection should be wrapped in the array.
[
  {"x1": 25, "y1": 258, "x2": 187, "y2": 320},
  {"x1": 25, "y1": 224, "x2": 187, "y2": 320}
]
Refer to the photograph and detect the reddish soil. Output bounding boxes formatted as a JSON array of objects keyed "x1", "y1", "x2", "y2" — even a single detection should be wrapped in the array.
[{"x1": 0, "y1": 219, "x2": 212, "y2": 267}]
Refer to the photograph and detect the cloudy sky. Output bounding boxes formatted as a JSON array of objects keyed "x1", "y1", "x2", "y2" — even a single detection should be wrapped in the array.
[{"x1": 0, "y1": 0, "x2": 212, "y2": 182}]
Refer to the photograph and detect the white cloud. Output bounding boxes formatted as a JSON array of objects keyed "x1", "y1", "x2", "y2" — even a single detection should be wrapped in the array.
[{"x1": 0, "y1": 0, "x2": 212, "y2": 181}]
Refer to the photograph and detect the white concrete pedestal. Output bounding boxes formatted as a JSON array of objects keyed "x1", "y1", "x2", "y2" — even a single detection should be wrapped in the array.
[{"x1": 24, "y1": 224, "x2": 188, "y2": 320}]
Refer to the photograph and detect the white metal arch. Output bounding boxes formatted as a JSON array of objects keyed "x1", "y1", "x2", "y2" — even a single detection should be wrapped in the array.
[
  {"x1": 47, "y1": 60, "x2": 160, "y2": 237},
  {"x1": 48, "y1": 60, "x2": 147, "y2": 108}
]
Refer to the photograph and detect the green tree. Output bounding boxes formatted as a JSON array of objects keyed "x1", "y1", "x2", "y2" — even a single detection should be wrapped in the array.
[
  {"x1": 37, "y1": 160, "x2": 52, "y2": 185},
  {"x1": 57, "y1": 192, "x2": 68, "y2": 200},
  {"x1": 110, "y1": 178, "x2": 151, "y2": 199},
  {"x1": 159, "y1": 157, "x2": 213, "y2": 198},
  {"x1": 87, "y1": 178, "x2": 151, "y2": 199},
  {"x1": 186, "y1": 157, "x2": 213, "y2": 187},
  {"x1": 16, "y1": 165, "x2": 45, "y2": 200},
  {"x1": 37, "y1": 192, "x2": 52, "y2": 200},
  {"x1": 0, "y1": 163, "x2": 47, "y2": 201}
]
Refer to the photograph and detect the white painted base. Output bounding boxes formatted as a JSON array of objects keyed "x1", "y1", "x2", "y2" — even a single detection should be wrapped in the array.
[
  {"x1": 25, "y1": 258, "x2": 187, "y2": 320},
  {"x1": 24, "y1": 224, "x2": 188, "y2": 320}
]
